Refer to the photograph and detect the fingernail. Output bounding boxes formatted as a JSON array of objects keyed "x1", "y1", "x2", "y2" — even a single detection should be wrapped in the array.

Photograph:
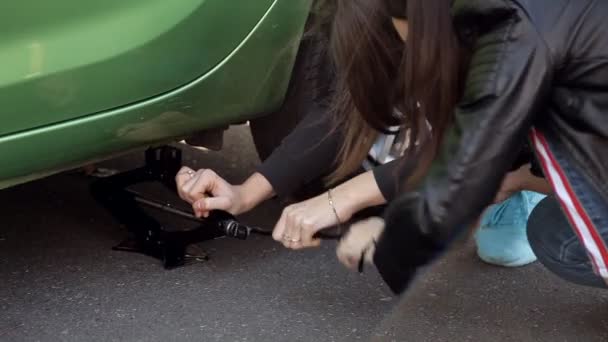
[{"x1": 347, "y1": 257, "x2": 357, "y2": 266}]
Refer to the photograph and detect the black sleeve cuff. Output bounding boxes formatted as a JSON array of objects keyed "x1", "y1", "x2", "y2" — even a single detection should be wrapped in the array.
[
  {"x1": 373, "y1": 193, "x2": 446, "y2": 294},
  {"x1": 372, "y1": 161, "x2": 400, "y2": 202},
  {"x1": 372, "y1": 157, "x2": 419, "y2": 202},
  {"x1": 256, "y1": 153, "x2": 303, "y2": 198}
]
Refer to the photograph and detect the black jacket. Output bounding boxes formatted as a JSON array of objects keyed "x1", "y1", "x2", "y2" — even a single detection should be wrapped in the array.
[{"x1": 374, "y1": 0, "x2": 608, "y2": 294}]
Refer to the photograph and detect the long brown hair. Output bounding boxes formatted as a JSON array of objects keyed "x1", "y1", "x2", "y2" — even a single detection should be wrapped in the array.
[{"x1": 327, "y1": 0, "x2": 470, "y2": 187}]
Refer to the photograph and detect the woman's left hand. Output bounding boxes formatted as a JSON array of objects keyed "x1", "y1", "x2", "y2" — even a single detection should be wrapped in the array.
[{"x1": 272, "y1": 191, "x2": 352, "y2": 250}]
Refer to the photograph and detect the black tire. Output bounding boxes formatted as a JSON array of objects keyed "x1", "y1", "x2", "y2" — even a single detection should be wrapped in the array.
[{"x1": 250, "y1": 15, "x2": 333, "y2": 161}]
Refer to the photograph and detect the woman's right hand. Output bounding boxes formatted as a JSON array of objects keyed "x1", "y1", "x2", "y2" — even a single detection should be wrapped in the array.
[
  {"x1": 175, "y1": 166, "x2": 247, "y2": 218},
  {"x1": 336, "y1": 217, "x2": 385, "y2": 270}
]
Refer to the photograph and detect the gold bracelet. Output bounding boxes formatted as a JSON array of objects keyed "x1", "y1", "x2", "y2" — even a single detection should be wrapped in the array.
[{"x1": 327, "y1": 188, "x2": 342, "y2": 225}]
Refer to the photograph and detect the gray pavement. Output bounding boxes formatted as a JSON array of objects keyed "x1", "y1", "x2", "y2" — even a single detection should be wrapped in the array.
[{"x1": 1, "y1": 126, "x2": 607, "y2": 341}]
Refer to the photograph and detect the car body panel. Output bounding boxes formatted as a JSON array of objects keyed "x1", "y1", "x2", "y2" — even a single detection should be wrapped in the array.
[
  {"x1": 0, "y1": 0, "x2": 278, "y2": 136},
  {"x1": 0, "y1": 0, "x2": 311, "y2": 189}
]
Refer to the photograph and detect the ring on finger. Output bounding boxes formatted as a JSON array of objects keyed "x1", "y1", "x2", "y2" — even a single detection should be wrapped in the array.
[
  {"x1": 290, "y1": 228, "x2": 302, "y2": 242},
  {"x1": 179, "y1": 170, "x2": 195, "y2": 178}
]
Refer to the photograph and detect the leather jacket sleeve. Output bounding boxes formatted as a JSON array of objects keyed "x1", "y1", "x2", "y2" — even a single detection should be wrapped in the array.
[{"x1": 373, "y1": 13, "x2": 554, "y2": 294}]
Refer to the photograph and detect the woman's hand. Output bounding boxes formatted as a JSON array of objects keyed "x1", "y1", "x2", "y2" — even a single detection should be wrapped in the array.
[
  {"x1": 493, "y1": 167, "x2": 526, "y2": 204},
  {"x1": 271, "y1": 190, "x2": 353, "y2": 249},
  {"x1": 272, "y1": 170, "x2": 387, "y2": 250},
  {"x1": 336, "y1": 217, "x2": 385, "y2": 270},
  {"x1": 175, "y1": 166, "x2": 249, "y2": 217},
  {"x1": 494, "y1": 163, "x2": 552, "y2": 204}
]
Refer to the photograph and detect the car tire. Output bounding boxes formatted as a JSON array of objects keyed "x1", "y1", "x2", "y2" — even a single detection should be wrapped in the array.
[{"x1": 250, "y1": 15, "x2": 333, "y2": 161}]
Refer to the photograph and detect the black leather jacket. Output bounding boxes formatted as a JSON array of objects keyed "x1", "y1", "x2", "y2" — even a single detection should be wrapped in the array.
[{"x1": 374, "y1": 0, "x2": 608, "y2": 294}]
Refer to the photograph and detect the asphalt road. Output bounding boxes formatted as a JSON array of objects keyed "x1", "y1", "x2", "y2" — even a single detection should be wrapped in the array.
[{"x1": 1, "y1": 126, "x2": 607, "y2": 341}]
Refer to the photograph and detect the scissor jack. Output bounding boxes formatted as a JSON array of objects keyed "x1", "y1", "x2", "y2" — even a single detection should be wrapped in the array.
[{"x1": 91, "y1": 146, "x2": 342, "y2": 269}]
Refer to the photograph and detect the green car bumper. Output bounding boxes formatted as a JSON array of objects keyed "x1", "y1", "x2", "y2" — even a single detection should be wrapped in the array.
[{"x1": 0, "y1": 0, "x2": 311, "y2": 189}]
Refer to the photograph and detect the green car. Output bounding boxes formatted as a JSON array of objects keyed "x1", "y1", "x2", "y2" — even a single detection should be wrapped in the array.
[{"x1": 0, "y1": 0, "x2": 321, "y2": 189}]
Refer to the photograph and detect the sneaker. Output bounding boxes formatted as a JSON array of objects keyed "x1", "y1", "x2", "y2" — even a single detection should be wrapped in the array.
[{"x1": 475, "y1": 191, "x2": 546, "y2": 267}]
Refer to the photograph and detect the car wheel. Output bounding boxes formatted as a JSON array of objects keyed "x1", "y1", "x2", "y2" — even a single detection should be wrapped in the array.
[{"x1": 250, "y1": 16, "x2": 333, "y2": 161}]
